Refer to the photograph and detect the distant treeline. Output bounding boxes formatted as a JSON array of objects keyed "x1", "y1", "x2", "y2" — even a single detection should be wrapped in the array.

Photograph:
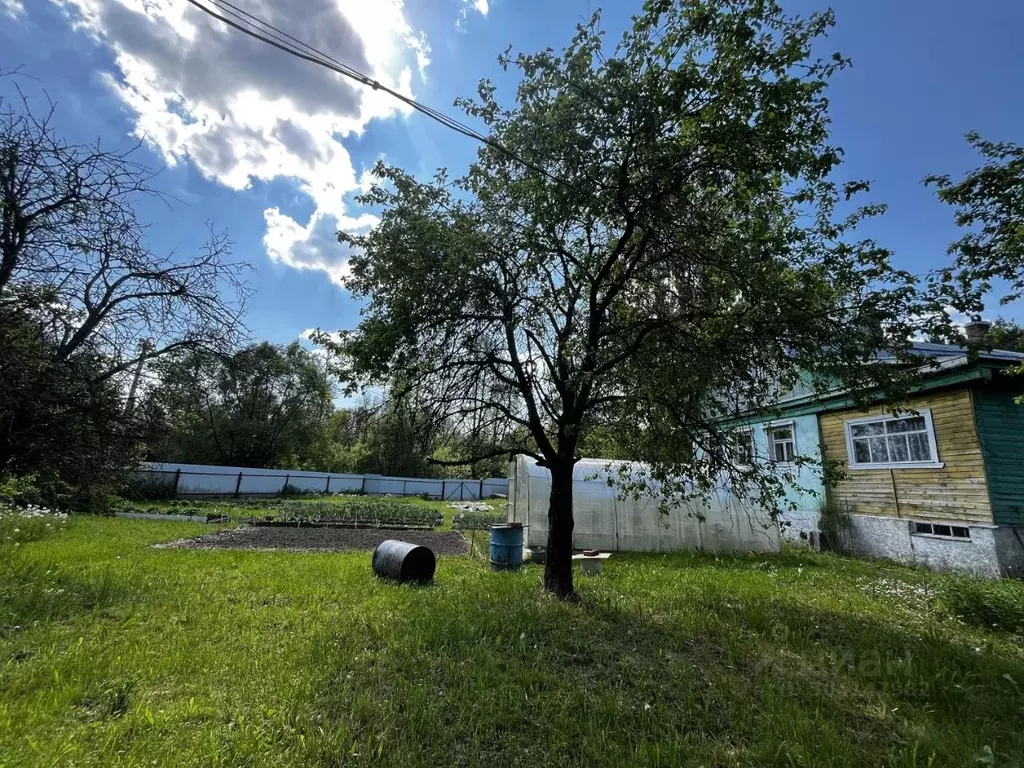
[{"x1": 139, "y1": 342, "x2": 509, "y2": 481}]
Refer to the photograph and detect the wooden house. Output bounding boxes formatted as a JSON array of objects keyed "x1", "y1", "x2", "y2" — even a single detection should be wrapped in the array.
[{"x1": 747, "y1": 337, "x2": 1024, "y2": 578}]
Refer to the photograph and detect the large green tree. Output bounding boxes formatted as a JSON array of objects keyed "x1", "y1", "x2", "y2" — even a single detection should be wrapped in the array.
[
  {"x1": 926, "y1": 132, "x2": 1024, "y2": 309},
  {"x1": 145, "y1": 342, "x2": 338, "y2": 469},
  {"x1": 0, "y1": 292, "x2": 137, "y2": 509},
  {"x1": 334, "y1": 0, "x2": 928, "y2": 598}
]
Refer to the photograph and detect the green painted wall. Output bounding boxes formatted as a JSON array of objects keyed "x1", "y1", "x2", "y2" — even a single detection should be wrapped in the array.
[{"x1": 974, "y1": 381, "x2": 1024, "y2": 526}]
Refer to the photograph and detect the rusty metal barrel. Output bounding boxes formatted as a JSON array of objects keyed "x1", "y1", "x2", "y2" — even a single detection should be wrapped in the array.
[{"x1": 372, "y1": 539, "x2": 436, "y2": 582}]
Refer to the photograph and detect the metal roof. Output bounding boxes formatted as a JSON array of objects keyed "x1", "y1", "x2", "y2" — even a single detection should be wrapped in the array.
[
  {"x1": 766, "y1": 341, "x2": 1024, "y2": 412},
  {"x1": 906, "y1": 341, "x2": 1024, "y2": 363}
]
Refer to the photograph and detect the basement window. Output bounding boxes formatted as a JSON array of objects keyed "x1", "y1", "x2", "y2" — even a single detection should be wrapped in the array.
[
  {"x1": 910, "y1": 521, "x2": 971, "y2": 540},
  {"x1": 844, "y1": 410, "x2": 943, "y2": 470}
]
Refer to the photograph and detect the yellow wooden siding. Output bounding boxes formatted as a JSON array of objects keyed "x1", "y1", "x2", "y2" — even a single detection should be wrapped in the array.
[{"x1": 819, "y1": 388, "x2": 994, "y2": 523}]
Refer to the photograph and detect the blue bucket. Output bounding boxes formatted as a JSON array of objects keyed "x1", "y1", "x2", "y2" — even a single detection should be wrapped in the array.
[{"x1": 489, "y1": 523, "x2": 524, "y2": 572}]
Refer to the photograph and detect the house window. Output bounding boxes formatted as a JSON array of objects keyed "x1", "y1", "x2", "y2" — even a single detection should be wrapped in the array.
[
  {"x1": 844, "y1": 411, "x2": 942, "y2": 470},
  {"x1": 910, "y1": 521, "x2": 971, "y2": 540},
  {"x1": 767, "y1": 423, "x2": 796, "y2": 463},
  {"x1": 732, "y1": 429, "x2": 754, "y2": 466}
]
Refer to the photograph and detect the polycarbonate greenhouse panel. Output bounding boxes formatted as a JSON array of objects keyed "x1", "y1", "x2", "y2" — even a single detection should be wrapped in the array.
[{"x1": 507, "y1": 456, "x2": 780, "y2": 554}]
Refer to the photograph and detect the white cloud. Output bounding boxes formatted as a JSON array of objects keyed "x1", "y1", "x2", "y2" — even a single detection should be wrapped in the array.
[
  {"x1": 264, "y1": 206, "x2": 376, "y2": 285},
  {"x1": 457, "y1": 0, "x2": 488, "y2": 29},
  {"x1": 300, "y1": 327, "x2": 343, "y2": 346},
  {"x1": 1, "y1": 0, "x2": 24, "y2": 18},
  {"x1": 48, "y1": 0, "x2": 431, "y2": 283}
]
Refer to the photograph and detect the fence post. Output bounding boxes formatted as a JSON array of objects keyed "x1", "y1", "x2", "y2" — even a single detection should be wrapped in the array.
[
  {"x1": 360, "y1": 475, "x2": 366, "y2": 494},
  {"x1": 403, "y1": 479, "x2": 407, "y2": 497},
  {"x1": 173, "y1": 469, "x2": 181, "y2": 498},
  {"x1": 479, "y1": 478, "x2": 484, "y2": 500},
  {"x1": 234, "y1": 472, "x2": 243, "y2": 498},
  {"x1": 325, "y1": 475, "x2": 331, "y2": 493},
  {"x1": 284, "y1": 474, "x2": 290, "y2": 495}
]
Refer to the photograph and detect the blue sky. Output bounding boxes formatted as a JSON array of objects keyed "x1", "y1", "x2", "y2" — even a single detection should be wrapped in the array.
[{"x1": 2, "y1": 0, "x2": 1022, "y2": 347}]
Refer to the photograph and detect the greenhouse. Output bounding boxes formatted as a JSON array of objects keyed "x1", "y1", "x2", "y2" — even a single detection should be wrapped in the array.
[{"x1": 507, "y1": 456, "x2": 780, "y2": 554}]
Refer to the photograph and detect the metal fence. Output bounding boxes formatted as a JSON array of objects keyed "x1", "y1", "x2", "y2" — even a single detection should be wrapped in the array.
[{"x1": 139, "y1": 462, "x2": 508, "y2": 501}]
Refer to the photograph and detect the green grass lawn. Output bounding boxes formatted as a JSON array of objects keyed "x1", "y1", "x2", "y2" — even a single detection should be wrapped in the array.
[{"x1": 2, "y1": 518, "x2": 1023, "y2": 767}]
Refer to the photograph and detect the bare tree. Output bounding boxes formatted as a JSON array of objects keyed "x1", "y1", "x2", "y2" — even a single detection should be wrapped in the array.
[{"x1": 0, "y1": 81, "x2": 250, "y2": 386}]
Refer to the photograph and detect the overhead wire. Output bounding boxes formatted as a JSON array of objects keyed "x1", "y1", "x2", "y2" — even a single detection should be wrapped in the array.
[
  {"x1": 183, "y1": 0, "x2": 592, "y2": 198},
  {"x1": 207, "y1": 0, "x2": 487, "y2": 136}
]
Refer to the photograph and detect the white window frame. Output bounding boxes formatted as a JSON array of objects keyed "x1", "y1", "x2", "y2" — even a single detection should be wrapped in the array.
[
  {"x1": 731, "y1": 427, "x2": 755, "y2": 467},
  {"x1": 766, "y1": 420, "x2": 796, "y2": 464},
  {"x1": 843, "y1": 410, "x2": 943, "y2": 470}
]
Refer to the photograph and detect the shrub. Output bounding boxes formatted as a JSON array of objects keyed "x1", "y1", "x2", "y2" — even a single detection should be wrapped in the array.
[
  {"x1": 818, "y1": 496, "x2": 852, "y2": 553},
  {"x1": 280, "y1": 484, "x2": 317, "y2": 498},
  {"x1": 0, "y1": 474, "x2": 48, "y2": 507},
  {"x1": 121, "y1": 473, "x2": 178, "y2": 502},
  {"x1": 934, "y1": 577, "x2": 1024, "y2": 634},
  {"x1": 1, "y1": 473, "x2": 118, "y2": 515}
]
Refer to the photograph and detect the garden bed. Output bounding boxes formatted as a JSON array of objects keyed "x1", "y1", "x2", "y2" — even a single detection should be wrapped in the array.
[
  {"x1": 247, "y1": 518, "x2": 436, "y2": 530},
  {"x1": 159, "y1": 526, "x2": 470, "y2": 555}
]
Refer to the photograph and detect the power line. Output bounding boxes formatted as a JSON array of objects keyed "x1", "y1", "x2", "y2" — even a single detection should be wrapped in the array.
[{"x1": 184, "y1": 0, "x2": 588, "y2": 196}]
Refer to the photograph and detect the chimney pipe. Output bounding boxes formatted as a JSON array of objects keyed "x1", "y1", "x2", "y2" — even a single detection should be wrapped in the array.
[{"x1": 963, "y1": 315, "x2": 990, "y2": 344}]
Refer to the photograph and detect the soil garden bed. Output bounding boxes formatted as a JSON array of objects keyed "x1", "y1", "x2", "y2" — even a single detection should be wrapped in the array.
[{"x1": 159, "y1": 526, "x2": 470, "y2": 555}]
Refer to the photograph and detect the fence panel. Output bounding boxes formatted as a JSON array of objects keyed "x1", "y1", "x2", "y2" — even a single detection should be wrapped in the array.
[
  {"x1": 238, "y1": 472, "x2": 283, "y2": 496},
  {"x1": 138, "y1": 462, "x2": 508, "y2": 500},
  {"x1": 444, "y1": 481, "x2": 470, "y2": 501},
  {"x1": 175, "y1": 471, "x2": 237, "y2": 496}
]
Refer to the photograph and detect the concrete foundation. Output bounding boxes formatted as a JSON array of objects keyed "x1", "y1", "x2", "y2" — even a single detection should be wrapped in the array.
[
  {"x1": 780, "y1": 508, "x2": 1024, "y2": 579},
  {"x1": 779, "y1": 508, "x2": 820, "y2": 545}
]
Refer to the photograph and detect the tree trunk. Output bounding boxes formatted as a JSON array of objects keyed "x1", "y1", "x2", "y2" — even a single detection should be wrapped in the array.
[{"x1": 544, "y1": 460, "x2": 576, "y2": 600}]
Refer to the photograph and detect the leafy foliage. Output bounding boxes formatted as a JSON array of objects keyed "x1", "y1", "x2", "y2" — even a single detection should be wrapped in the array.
[
  {"x1": 0, "y1": 302, "x2": 137, "y2": 511},
  {"x1": 142, "y1": 344, "x2": 505, "y2": 478},
  {"x1": 332, "y1": 0, "x2": 934, "y2": 596},
  {"x1": 984, "y1": 317, "x2": 1024, "y2": 351},
  {"x1": 817, "y1": 496, "x2": 853, "y2": 553},
  {"x1": 143, "y1": 342, "x2": 340, "y2": 469},
  {"x1": 0, "y1": 75, "x2": 249, "y2": 508},
  {"x1": 268, "y1": 499, "x2": 442, "y2": 528},
  {"x1": 926, "y1": 133, "x2": 1024, "y2": 309},
  {"x1": 451, "y1": 508, "x2": 507, "y2": 530}
]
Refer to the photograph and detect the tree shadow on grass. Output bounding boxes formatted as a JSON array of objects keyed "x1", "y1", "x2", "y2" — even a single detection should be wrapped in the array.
[
  {"x1": 0, "y1": 556, "x2": 124, "y2": 634},
  {"x1": 290, "y1": 576, "x2": 1024, "y2": 768}
]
